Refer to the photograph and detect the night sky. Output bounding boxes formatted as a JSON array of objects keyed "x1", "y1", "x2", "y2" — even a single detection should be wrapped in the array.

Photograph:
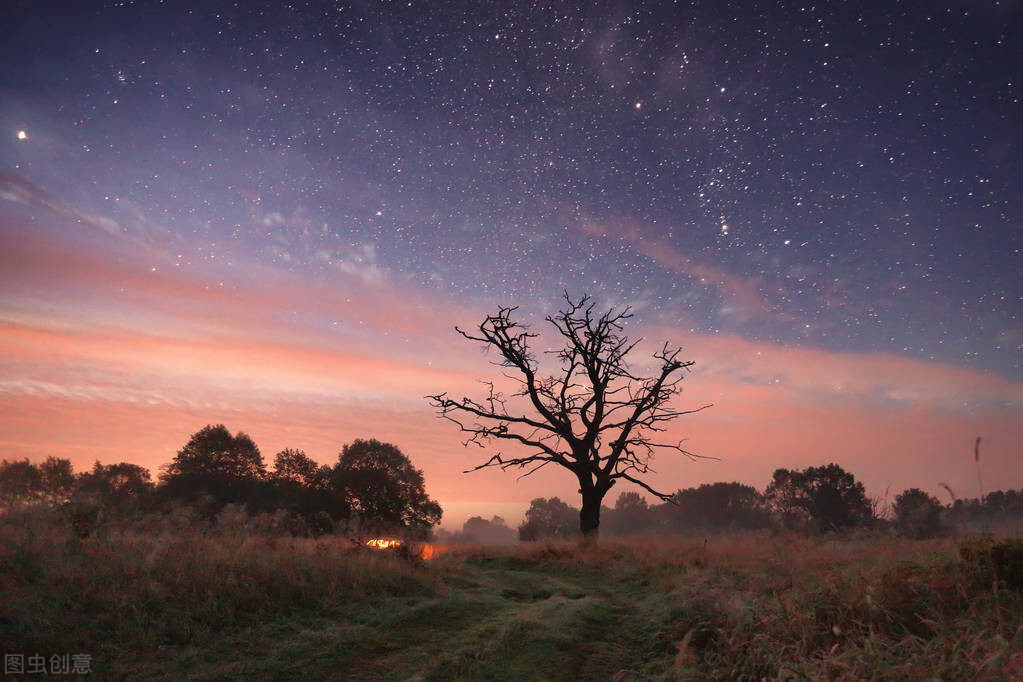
[{"x1": 2, "y1": 1, "x2": 1020, "y2": 525}]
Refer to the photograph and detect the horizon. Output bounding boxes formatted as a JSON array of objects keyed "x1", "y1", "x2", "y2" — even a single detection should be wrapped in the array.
[{"x1": 1, "y1": 1, "x2": 1020, "y2": 530}]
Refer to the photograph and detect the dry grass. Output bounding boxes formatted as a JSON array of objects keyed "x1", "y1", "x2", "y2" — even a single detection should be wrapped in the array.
[
  {"x1": 2, "y1": 510, "x2": 1021, "y2": 680},
  {"x1": 0, "y1": 508, "x2": 440, "y2": 667},
  {"x1": 436, "y1": 532, "x2": 1023, "y2": 679}
]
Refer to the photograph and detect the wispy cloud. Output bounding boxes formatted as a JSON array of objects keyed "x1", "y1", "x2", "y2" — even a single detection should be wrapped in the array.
[
  {"x1": 0, "y1": 227, "x2": 470, "y2": 352},
  {"x1": 0, "y1": 171, "x2": 123, "y2": 236},
  {"x1": 568, "y1": 208, "x2": 777, "y2": 319},
  {"x1": 253, "y1": 205, "x2": 391, "y2": 287},
  {"x1": 0, "y1": 217, "x2": 1020, "y2": 519},
  {"x1": 0, "y1": 318, "x2": 480, "y2": 408},
  {"x1": 332, "y1": 242, "x2": 388, "y2": 287},
  {"x1": 635, "y1": 325, "x2": 1023, "y2": 412}
]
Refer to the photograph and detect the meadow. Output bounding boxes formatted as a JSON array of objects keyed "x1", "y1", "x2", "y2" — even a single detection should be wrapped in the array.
[{"x1": 2, "y1": 509, "x2": 1021, "y2": 680}]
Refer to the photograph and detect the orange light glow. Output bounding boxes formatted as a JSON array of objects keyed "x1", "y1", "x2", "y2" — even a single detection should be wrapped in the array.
[
  {"x1": 2, "y1": 226, "x2": 1021, "y2": 532},
  {"x1": 364, "y1": 539, "x2": 437, "y2": 560}
]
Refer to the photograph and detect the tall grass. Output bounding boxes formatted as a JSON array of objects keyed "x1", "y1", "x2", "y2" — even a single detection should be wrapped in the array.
[
  {"x1": 2, "y1": 509, "x2": 1020, "y2": 680},
  {"x1": 439, "y1": 532, "x2": 1023, "y2": 679},
  {"x1": 0, "y1": 508, "x2": 439, "y2": 663}
]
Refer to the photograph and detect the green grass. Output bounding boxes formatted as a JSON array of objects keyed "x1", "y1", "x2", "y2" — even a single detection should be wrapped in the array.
[{"x1": 2, "y1": 511, "x2": 1022, "y2": 680}]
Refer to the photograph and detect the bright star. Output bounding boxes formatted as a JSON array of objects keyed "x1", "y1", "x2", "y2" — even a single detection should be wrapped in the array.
[{"x1": 17, "y1": 130, "x2": 27, "y2": 140}]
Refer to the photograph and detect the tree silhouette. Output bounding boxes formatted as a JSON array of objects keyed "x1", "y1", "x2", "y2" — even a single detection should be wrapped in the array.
[
  {"x1": 266, "y1": 448, "x2": 332, "y2": 518},
  {"x1": 604, "y1": 491, "x2": 652, "y2": 535},
  {"x1": 461, "y1": 515, "x2": 517, "y2": 544},
  {"x1": 764, "y1": 464, "x2": 874, "y2": 532},
  {"x1": 75, "y1": 462, "x2": 154, "y2": 511},
  {"x1": 270, "y1": 448, "x2": 322, "y2": 487},
  {"x1": 39, "y1": 457, "x2": 76, "y2": 503},
  {"x1": 0, "y1": 459, "x2": 43, "y2": 508},
  {"x1": 893, "y1": 488, "x2": 945, "y2": 538},
  {"x1": 160, "y1": 424, "x2": 265, "y2": 506},
  {"x1": 663, "y1": 482, "x2": 767, "y2": 532},
  {"x1": 330, "y1": 439, "x2": 442, "y2": 539},
  {"x1": 517, "y1": 497, "x2": 579, "y2": 541},
  {"x1": 428, "y1": 294, "x2": 711, "y2": 538}
]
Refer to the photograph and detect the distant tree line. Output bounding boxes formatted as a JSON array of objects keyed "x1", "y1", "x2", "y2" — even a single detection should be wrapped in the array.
[
  {"x1": 513, "y1": 463, "x2": 1023, "y2": 541},
  {"x1": 434, "y1": 515, "x2": 518, "y2": 544},
  {"x1": 6, "y1": 444, "x2": 1020, "y2": 543},
  {"x1": 0, "y1": 424, "x2": 442, "y2": 539}
]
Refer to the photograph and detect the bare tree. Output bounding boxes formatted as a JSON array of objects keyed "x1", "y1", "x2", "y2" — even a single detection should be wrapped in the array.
[{"x1": 427, "y1": 294, "x2": 711, "y2": 538}]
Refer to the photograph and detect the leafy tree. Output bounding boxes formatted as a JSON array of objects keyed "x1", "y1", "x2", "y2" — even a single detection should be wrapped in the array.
[
  {"x1": 604, "y1": 491, "x2": 652, "y2": 535},
  {"x1": 462, "y1": 515, "x2": 517, "y2": 544},
  {"x1": 0, "y1": 459, "x2": 43, "y2": 507},
  {"x1": 75, "y1": 462, "x2": 154, "y2": 511},
  {"x1": 948, "y1": 497, "x2": 984, "y2": 526},
  {"x1": 893, "y1": 488, "x2": 945, "y2": 538},
  {"x1": 267, "y1": 448, "x2": 333, "y2": 518},
  {"x1": 664, "y1": 482, "x2": 767, "y2": 532},
  {"x1": 429, "y1": 294, "x2": 711, "y2": 539},
  {"x1": 1000, "y1": 489, "x2": 1023, "y2": 516},
  {"x1": 615, "y1": 491, "x2": 649, "y2": 514},
  {"x1": 978, "y1": 489, "x2": 1023, "y2": 520},
  {"x1": 160, "y1": 424, "x2": 265, "y2": 506},
  {"x1": 764, "y1": 464, "x2": 873, "y2": 532},
  {"x1": 518, "y1": 497, "x2": 579, "y2": 541},
  {"x1": 39, "y1": 457, "x2": 76, "y2": 503},
  {"x1": 330, "y1": 439, "x2": 442, "y2": 538},
  {"x1": 271, "y1": 448, "x2": 322, "y2": 487}
]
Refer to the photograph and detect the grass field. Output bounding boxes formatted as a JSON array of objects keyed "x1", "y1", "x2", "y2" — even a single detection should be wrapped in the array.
[{"x1": 2, "y1": 512, "x2": 1021, "y2": 680}]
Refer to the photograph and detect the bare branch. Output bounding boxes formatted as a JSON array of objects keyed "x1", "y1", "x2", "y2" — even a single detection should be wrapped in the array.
[
  {"x1": 616, "y1": 472, "x2": 674, "y2": 502},
  {"x1": 427, "y1": 294, "x2": 713, "y2": 537}
]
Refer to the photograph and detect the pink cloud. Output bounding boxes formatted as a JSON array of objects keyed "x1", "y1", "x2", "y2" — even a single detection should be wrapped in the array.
[
  {"x1": 0, "y1": 227, "x2": 487, "y2": 369},
  {"x1": 636, "y1": 327, "x2": 1023, "y2": 411},
  {"x1": 1, "y1": 218, "x2": 1021, "y2": 528}
]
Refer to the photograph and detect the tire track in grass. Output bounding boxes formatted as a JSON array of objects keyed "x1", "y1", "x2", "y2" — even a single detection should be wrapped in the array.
[{"x1": 349, "y1": 559, "x2": 656, "y2": 681}]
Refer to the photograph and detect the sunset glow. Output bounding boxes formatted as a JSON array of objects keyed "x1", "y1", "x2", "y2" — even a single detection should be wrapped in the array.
[{"x1": 1, "y1": 2, "x2": 1020, "y2": 530}]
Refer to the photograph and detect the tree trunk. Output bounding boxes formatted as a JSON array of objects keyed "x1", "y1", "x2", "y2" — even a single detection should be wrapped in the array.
[{"x1": 579, "y1": 487, "x2": 604, "y2": 540}]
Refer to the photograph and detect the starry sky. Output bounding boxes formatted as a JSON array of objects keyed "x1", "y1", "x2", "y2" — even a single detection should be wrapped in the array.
[{"x1": 1, "y1": 0, "x2": 1020, "y2": 527}]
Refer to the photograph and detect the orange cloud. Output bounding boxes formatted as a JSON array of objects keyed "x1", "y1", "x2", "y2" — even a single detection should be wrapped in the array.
[
  {"x1": 0, "y1": 227, "x2": 492, "y2": 375},
  {"x1": 1, "y1": 220, "x2": 1021, "y2": 530}
]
